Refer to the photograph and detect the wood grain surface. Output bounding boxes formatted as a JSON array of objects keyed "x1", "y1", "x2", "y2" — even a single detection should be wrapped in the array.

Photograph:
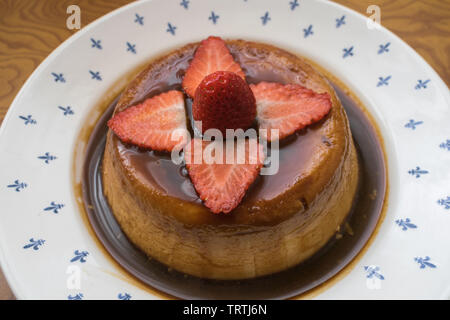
[{"x1": 0, "y1": 0, "x2": 449, "y2": 300}]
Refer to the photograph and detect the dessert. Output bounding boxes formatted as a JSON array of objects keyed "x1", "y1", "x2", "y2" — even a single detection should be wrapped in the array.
[{"x1": 102, "y1": 36, "x2": 359, "y2": 280}]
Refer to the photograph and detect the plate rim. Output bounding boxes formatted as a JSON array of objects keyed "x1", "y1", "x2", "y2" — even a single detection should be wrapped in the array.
[{"x1": 0, "y1": 0, "x2": 448, "y2": 299}]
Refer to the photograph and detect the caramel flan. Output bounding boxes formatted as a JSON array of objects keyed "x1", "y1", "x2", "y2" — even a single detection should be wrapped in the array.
[{"x1": 102, "y1": 38, "x2": 359, "y2": 280}]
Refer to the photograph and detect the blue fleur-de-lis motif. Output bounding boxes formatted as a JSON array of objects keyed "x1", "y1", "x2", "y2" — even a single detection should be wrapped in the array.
[
  {"x1": 408, "y1": 166, "x2": 429, "y2": 178},
  {"x1": 126, "y1": 42, "x2": 136, "y2": 54},
  {"x1": 44, "y1": 201, "x2": 65, "y2": 214},
  {"x1": 289, "y1": 0, "x2": 299, "y2": 11},
  {"x1": 377, "y1": 75, "x2": 391, "y2": 87},
  {"x1": 415, "y1": 79, "x2": 430, "y2": 90},
  {"x1": 23, "y1": 238, "x2": 45, "y2": 251},
  {"x1": 19, "y1": 115, "x2": 36, "y2": 125},
  {"x1": 404, "y1": 119, "x2": 423, "y2": 130},
  {"x1": 68, "y1": 293, "x2": 84, "y2": 300},
  {"x1": 336, "y1": 15, "x2": 346, "y2": 28},
  {"x1": 378, "y1": 42, "x2": 390, "y2": 54},
  {"x1": 439, "y1": 139, "x2": 449, "y2": 151},
  {"x1": 261, "y1": 12, "x2": 271, "y2": 26},
  {"x1": 70, "y1": 250, "x2": 89, "y2": 263},
  {"x1": 52, "y1": 72, "x2": 65, "y2": 83},
  {"x1": 437, "y1": 196, "x2": 450, "y2": 209},
  {"x1": 166, "y1": 22, "x2": 177, "y2": 35},
  {"x1": 342, "y1": 46, "x2": 354, "y2": 58},
  {"x1": 180, "y1": 0, "x2": 189, "y2": 9},
  {"x1": 364, "y1": 265, "x2": 385, "y2": 280},
  {"x1": 58, "y1": 106, "x2": 74, "y2": 116},
  {"x1": 38, "y1": 152, "x2": 57, "y2": 164},
  {"x1": 209, "y1": 11, "x2": 219, "y2": 24},
  {"x1": 89, "y1": 70, "x2": 102, "y2": 81},
  {"x1": 414, "y1": 256, "x2": 436, "y2": 269},
  {"x1": 303, "y1": 24, "x2": 313, "y2": 38},
  {"x1": 134, "y1": 13, "x2": 144, "y2": 26},
  {"x1": 395, "y1": 218, "x2": 417, "y2": 231},
  {"x1": 7, "y1": 180, "x2": 27, "y2": 192},
  {"x1": 90, "y1": 38, "x2": 102, "y2": 49},
  {"x1": 118, "y1": 293, "x2": 132, "y2": 300}
]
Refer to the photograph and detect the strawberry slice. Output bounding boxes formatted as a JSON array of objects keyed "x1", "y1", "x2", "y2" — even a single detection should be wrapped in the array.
[
  {"x1": 184, "y1": 138, "x2": 265, "y2": 214},
  {"x1": 107, "y1": 90, "x2": 188, "y2": 151},
  {"x1": 182, "y1": 36, "x2": 245, "y2": 98},
  {"x1": 250, "y1": 82, "x2": 332, "y2": 141}
]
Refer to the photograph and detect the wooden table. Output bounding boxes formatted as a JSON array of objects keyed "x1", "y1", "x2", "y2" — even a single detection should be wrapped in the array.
[{"x1": 0, "y1": 0, "x2": 448, "y2": 299}]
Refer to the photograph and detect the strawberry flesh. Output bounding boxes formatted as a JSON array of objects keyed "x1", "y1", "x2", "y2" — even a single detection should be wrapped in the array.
[
  {"x1": 184, "y1": 138, "x2": 265, "y2": 214},
  {"x1": 250, "y1": 82, "x2": 332, "y2": 141},
  {"x1": 182, "y1": 36, "x2": 245, "y2": 98},
  {"x1": 107, "y1": 90, "x2": 188, "y2": 151}
]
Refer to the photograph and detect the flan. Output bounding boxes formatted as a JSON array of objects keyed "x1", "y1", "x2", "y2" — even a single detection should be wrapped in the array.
[{"x1": 102, "y1": 39, "x2": 359, "y2": 280}]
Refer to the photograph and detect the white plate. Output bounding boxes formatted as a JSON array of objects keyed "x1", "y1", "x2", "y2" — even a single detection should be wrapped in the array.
[{"x1": 0, "y1": 0, "x2": 449, "y2": 300}]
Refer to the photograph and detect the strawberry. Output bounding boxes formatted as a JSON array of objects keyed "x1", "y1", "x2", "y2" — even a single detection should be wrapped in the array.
[
  {"x1": 250, "y1": 82, "x2": 332, "y2": 141},
  {"x1": 182, "y1": 36, "x2": 245, "y2": 98},
  {"x1": 107, "y1": 90, "x2": 188, "y2": 151},
  {"x1": 184, "y1": 138, "x2": 265, "y2": 214},
  {"x1": 193, "y1": 71, "x2": 256, "y2": 134}
]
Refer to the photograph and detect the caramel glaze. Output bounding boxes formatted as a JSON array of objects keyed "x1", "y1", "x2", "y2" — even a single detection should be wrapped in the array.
[{"x1": 102, "y1": 40, "x2": 359, "y2": 279}]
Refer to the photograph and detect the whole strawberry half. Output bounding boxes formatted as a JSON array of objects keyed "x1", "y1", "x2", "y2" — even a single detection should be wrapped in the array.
[{"x1": 193, "y1": 71, "x2": 256, "y2": 135}]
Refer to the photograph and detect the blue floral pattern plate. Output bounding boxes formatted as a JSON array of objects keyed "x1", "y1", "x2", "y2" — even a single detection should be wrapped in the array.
[{"x1": 0, "y1": 0, "x2": 449, "y2": 299}]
